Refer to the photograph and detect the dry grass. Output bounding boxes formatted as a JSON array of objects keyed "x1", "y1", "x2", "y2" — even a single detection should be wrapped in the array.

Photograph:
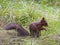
[{"x1": 0, "y1": 30, "x2": 60, "y2": 45}]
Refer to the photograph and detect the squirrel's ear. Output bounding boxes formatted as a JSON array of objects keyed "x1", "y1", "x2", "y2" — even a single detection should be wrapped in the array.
[{"x1": 42, "y1": 17, "x2": 45, "y2": 20}]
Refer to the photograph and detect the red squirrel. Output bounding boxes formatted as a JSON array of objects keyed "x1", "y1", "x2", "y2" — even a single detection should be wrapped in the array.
[{"x1": 29, "y1": 17, "x2": 48, "y2": 37}]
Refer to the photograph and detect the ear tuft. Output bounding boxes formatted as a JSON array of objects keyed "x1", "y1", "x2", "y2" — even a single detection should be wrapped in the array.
[{"x1": 42, "y1": 17, "x2": 45, "y2": 20}]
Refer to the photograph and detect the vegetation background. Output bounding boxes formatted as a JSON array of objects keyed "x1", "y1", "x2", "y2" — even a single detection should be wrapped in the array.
[{"x1": 0, "y1": 0, "x2": 60, "y2": 45}]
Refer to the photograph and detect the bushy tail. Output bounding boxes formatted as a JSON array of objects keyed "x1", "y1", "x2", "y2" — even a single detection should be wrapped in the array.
[{"x1": 4, "y1": 23, "x2": 30, "y2": 36}]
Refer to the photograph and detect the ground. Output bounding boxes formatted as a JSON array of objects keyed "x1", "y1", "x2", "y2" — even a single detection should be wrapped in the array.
[{"x1": 0, "y1": 30, "x2": 60, "y2": 45}]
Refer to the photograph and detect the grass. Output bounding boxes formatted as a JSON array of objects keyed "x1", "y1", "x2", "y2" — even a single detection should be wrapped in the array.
[
  {"x1": 0, "y1": 25, "x2": 60, "y2": 45},
  {"x1": 0, "y1": 15, "x2": 59, "y2": 45},
  {"x1": 0, "y1": 0, "x2": 60, "y2": 45}
]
